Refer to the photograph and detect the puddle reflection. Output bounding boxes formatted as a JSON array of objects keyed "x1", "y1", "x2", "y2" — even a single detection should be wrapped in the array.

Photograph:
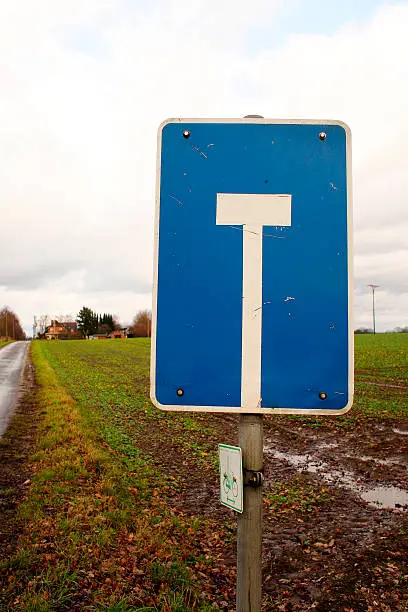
[{"x1": 265, "y1": 443, "x2": 408, "y2": 511}]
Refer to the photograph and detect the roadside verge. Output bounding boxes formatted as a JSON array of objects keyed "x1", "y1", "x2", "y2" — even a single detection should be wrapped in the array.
[{"x1": 0, "y1": 342, "x2": 232, "y2": 611}]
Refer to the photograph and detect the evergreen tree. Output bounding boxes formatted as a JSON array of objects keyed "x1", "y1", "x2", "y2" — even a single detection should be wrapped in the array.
[{"x1": 76, "y1": 307, "x2": 98, "y2": 338}]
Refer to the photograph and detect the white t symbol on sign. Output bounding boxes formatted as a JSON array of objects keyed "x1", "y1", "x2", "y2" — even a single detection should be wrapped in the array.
[{"x1": 216, "y1": 193, "x2": 292, "y2": 409}]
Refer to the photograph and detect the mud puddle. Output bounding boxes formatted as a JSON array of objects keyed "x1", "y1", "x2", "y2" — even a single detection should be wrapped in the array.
[
  {"x1": 360, "y1": 486, "x2": 408, "y2": 509},
  {"x1": 265, "y1": 442, "x2": 408, "y2": 510},
  {"x1": 359, "y1": 454, "x2": 405, "y2": 466},
  {"x1": 393, "y1": 427, "x2": 408, "y2": 435}
]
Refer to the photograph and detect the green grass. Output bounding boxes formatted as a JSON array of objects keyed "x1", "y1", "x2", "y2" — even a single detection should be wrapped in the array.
[
  {"x1": 265, "y1": 476, "x2": 334, "y2": 514},
  {"x1": 355, "y1": 332, "x2": 408, "y2": 381},
  {"x1": 281, "y1": 333, "x2": 408, "y2": 429},
  {"x1": 37, "y1": 338, "x2": 221, "y2": 471},
  {"x1": 1, "y1": 340, "x2": 227, "y2": 610},
  {"x1": 41, "y1": 333, "x2": 408, "y2": 436},
  {"x1": 351, "y1": 332, "x2": 408, "y2": 423},
  {"x1": 0, "y1": 340, "x2": 13, "y2": 350}
]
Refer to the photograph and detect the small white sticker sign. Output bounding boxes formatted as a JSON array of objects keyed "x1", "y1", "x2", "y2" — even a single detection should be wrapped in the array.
[{"x1": 219, "y1": 444, "x2": 243, "y2": 513}]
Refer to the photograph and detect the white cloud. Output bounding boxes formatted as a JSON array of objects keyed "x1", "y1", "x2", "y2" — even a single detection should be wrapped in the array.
[{"x1": 0, "y1": 1, "x2": 407, "y2": 333}]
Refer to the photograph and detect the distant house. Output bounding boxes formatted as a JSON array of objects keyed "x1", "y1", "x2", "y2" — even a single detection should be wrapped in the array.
[
  {"x1": 45, "y1": 320, "x2": 81, "y2": 340},
  {"x1": 89, "y1": 327, "x2": 128, "y2": 340},
  {"x1": 63, "y1": 321, "x2": 79, "y2": 334},
  {"x1": 90, "y1": 324, "x2": 111, "y2": 339},
  {"x1": 109, "y1": 328, "x2": 127, "y2": 339}
]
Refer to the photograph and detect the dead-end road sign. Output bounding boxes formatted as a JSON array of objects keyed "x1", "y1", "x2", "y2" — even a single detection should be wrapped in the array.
[{"x1": 151, "y1": 118, "x2": 353, "y2": 415}]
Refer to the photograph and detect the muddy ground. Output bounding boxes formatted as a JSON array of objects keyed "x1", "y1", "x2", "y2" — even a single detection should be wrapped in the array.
[
  {"x1": 1, "y1": 368, "x2": 407, "y2": 610},
  {"x1": 260, "y1": 418, "x2": 408, "y2": 610},
  {"x1": 129, "y1": 401, "x2": 408, "y2": 610}
]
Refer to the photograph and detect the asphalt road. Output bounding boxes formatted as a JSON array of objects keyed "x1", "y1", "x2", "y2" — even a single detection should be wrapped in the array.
[{"x1": 0, "y1": 341, "x2": 29, "y2": 438}]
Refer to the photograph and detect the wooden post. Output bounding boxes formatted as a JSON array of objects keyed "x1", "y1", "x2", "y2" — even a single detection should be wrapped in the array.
[{"x1": 237, "y1": 414, "x2": 264, "y2": 611}]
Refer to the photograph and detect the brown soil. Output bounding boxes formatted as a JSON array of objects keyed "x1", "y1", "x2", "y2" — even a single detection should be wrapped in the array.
[
  {"x1": 260, "y1": 418, "x2": 408, "y2": 611},
  {"x1": 125, "y1": 406, "x2": 408, "y2": 610}
]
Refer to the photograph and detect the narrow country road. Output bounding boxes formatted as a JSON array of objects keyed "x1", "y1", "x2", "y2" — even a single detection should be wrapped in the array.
[{"x1": 0, "y1": 341, "x2": 30, "y2": 438}]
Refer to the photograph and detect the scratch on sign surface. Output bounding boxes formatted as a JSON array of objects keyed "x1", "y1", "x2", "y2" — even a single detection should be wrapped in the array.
[
  {"x1": 263, "y1": 231, "x2": 287, "y2": 238},
  {"x1": 284, "y1": 296, "x2": 295, "y2": 302},
  {"x1": 169, "y1": 194, "x2": 183, "y2": 206},
  {"x1": 252, "y1": 300, "x2": 272, "y2": 314},
  {"x1": 191, "y1": 145, "x2": 208, "y2": 159},
  {"x1": 228, "y1": 225, "x2": 259, "y2": 236}
]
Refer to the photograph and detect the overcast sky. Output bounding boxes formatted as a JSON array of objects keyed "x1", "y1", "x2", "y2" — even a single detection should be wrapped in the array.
[{"x1": 1, "y1": 0, "x2": 407, "y2": 334}]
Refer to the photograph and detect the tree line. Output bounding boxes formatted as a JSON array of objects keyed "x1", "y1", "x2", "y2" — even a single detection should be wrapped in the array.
[
  {"x1": 0, "y1": 307, "x2": 26, "y2": 340},
  {"x1": 355, "y1": 326, "x2": 408, "y2": 334},
  {"x1": 76, "y1": 307, "x2": 119, "y2": 338},
  {"x1": 76, "y1": 307, "x2": 152, "y2": 338}
]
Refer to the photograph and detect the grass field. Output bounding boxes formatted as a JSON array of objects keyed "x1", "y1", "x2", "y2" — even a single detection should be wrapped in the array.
[
  {"x1": 353, "y1": 332, "x2": 408, "y2": 422},
  {"x1": 355, "y1": 331, "x2": 408, "y2": 382},
  {"x1": 0, "y1": 340, "x2": 12, "y2": 350},
  {"x1": 1, "y1": 333, "x2": 407, "y2": 610}
]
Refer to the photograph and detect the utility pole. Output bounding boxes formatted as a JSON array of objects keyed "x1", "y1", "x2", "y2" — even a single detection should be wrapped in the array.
[{"x1": 368, "y1": 284, "x2": 379, "y2": 334}]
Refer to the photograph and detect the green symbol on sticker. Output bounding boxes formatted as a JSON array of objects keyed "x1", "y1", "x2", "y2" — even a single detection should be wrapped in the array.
[
  {"x1": 223, "y1": 456, "x2": 238, "y2": 502},
  {"x1": 223, "y1": 472, "x2": 239, "y2": 501}
]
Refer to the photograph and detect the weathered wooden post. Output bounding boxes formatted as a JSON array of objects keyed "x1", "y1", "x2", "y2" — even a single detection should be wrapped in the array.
[{"x1": 237, "y1": 414, "x2": 264, "y2": 611}]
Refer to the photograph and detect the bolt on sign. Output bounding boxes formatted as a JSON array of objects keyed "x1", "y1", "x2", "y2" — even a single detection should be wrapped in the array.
[{"x1": 151, "y1": 118, "x2": 353, "y2": 415}]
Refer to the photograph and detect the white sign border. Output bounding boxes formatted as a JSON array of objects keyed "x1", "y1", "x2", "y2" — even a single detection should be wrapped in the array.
[{"x1": 150, "y1": 118, "x2": 354, "y2": 415}]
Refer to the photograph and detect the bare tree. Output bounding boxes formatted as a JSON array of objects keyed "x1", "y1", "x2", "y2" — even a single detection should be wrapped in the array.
[
  {"x1": 38, "y1": 315, "x2": 49, "y2": 337},
  {"x1": 129, "y1": 310, "x2": 152, "y2": 337},
  {"x1": 0, "y1": 306, "x2": 26, "y2": 340}
]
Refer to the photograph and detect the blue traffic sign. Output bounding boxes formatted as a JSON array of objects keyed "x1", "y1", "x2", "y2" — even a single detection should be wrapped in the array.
[{"x1": 151, "y1": 119, "x2": 353, "y2": 414}]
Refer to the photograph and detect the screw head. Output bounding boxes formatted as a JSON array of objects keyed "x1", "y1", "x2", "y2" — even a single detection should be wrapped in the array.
[
  {"x1": 182, "y1": 130, "x2": 190, "y2": 139},
  {"x1": 176, "y1": 388, "x2": 184, "y2": 397},
  {"x1": 319, "y1": 132, "x2": 327, "y2": 141},
  {"x1": 319, "y1": 392, "x2": 327, "y2": 400}
]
